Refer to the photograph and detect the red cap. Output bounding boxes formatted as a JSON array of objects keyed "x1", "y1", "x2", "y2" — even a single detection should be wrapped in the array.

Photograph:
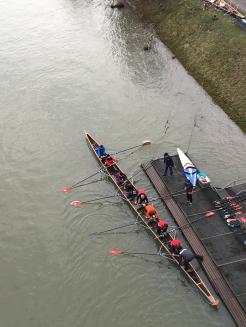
[
  {"x1": 171, "y1": 239, "x2": 181, "y2": 247},
  {"x1": 138, "y1": 189, "x2": 147, "y2": 195},
  {"x1": 158, "y1": 221, "x2": 168, "y2": 228}
]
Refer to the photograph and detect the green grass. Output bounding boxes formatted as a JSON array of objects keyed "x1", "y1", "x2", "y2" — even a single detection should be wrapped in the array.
[{"x1": 132, "y1": 0, "x2": 246, "y2": 132}]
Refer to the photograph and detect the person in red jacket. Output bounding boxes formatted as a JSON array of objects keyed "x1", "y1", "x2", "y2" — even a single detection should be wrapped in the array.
[
  {"x1": 104, "y1": 154, "x2": 118, "y2": 174},
  {"x1": 157, "y1": 220, "x2": 169, "y2": 239},
  {"x1": 135, "y1": 189, "x2": 148, "y2": 205}
]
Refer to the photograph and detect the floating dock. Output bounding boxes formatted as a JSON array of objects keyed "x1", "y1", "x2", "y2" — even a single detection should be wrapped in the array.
[{"x1": 142, "y1": 155, "x2": 246, "y2": 327}]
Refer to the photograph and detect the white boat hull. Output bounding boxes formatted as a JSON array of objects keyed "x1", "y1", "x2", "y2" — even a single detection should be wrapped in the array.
[{"x1": 177, "y1": 148, "x2": 197, "y2": 187}]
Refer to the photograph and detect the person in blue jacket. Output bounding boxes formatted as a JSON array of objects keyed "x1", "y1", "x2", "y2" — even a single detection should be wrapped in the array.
[
  {"x1": 163, "y1": 153, "x2": 174, "y2": 176},
  {"x1": 97, "y1": 145, "x2": 106, "y2": 158}
]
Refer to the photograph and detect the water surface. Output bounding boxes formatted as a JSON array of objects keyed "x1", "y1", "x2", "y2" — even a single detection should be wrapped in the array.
[{"x1": 1, "y1": 0, "x2": 245, "y2": 326}]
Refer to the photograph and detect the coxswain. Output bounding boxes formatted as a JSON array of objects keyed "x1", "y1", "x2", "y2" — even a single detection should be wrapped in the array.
[
  {"x1": 145, "y1": 203, "x2": 159, "y2": 224},
  {"x1": 179, "y1": 249, "x2": 203, "y2": 271},
  {"x1": 97, "y1": 145, "x2": 106, "y2": 158},
  {"x1": 170, "y1": 239, "x2": 182, "y2": 254},
  {"x1": 124, "y1": 181, "x2": 137, "y2": 201},
  {"x1": 135, "y1": 189, "x2": 148, "y2": 205},
  {"x1": 105, "y1": 154, "x2": 118, "y2": 174},
  {"x1": 157, "y1": 220, "x2": 169, "y2": 239}
]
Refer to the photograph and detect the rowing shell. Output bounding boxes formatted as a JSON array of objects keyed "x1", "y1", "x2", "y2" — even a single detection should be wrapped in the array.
[
  {"x1": 177, "y1": 148, "x2": 197, "y2": 187},
  {"x1": 85, "y1": 131, "x2": 219, "y2": 307}
]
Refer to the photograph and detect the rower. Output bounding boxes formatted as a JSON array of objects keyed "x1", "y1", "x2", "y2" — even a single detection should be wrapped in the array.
[
  {"x1": 135, "y1": 189, "x2": 148, "y2": 205},
  {"x1": 157, "y1": 220, "x2": 169, "y2": 239},
  {"x1": 178, "y1": 249, "x2": 203, "y2": 271},
  {"x1": 145, "y1": 203, "x2": 159, "y2": 224},
  {"x1": 124, "y1": 181, "x2": 137, "y2": 201},
  {"x1": 97, "y1": 145, "x2": 106, "y2": 158},
  {"x1": 115, "y1": 171, "x2": 127, "y2": 186},
  {"x1": 170, "y1": 239, "x2": 182, "y2": 254},
  {"x1": 105, "y1": 154, "x2": 118, "y2": 175}
]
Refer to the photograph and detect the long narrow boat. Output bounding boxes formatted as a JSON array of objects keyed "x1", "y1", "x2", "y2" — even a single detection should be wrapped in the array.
[
  {"x1": 85, "y1": 131, "x2": 219, "y2": 307},
  {"x1": 177, "y1": 148, "x2": 210, "y2": 187},
  {"x1": 177, "y1": 148, "x2": 197, "y2": 187}
]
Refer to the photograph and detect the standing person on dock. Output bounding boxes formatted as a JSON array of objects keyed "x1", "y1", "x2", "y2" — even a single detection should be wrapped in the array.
[
  {"x1": 185, "y1": 180, "x2": 193, "y2": 205},
  {"x1": 97, "y1": 145, "x2": 106, "y2": 158},
  {"x1": 163, "y1": 153, "x2": 174, "y2": 176},
  {"x1": 135, "y1": 189, "x2": 148, "y2": 205}
]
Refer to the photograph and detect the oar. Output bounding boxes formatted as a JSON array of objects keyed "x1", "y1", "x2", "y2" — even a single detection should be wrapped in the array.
[
  {"x1": 216, "y1": 198, "x2": 246, "y2": 211},
  {"x1": 215, "y1": 200, "x2": 246, "y2": 216},
  {"x1": 63, "y1": 170, "x2": 105, "y2": 192},
  {"x1": 111, "y1": 249, "x2": 160, "y2": 256},
  {"x1": 70, "y1": 194, "x2": 120, "y2": 207},
  {"x1": 89, "y1": 222, "x2": 138, "y2": 235},
  {"x1": 214, "y1": 194, "x2": 246, "y2": 207},
  {"x1": 169, "y1": 211, "x2": 216, "y2": 233},
  {"x1": 113, "y1": 140, "x2": 151, "y2": 155},
  {"x1": 110, "y1": 249, "x2": 176, "y2": 261}
]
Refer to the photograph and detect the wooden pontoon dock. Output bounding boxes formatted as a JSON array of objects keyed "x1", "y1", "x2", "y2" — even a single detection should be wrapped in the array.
[{"x1": 142, "y1": 156, "x2": 246, "y2": 327}]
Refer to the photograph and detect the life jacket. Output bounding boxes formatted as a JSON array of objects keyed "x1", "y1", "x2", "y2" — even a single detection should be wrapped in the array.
[
  {"x1": 171, "y1": 239, "x2": 181, "y2": 248},
  {"x1": 137, "y1": 189, "x2": 147, "y2": 196},
  {"x1": 158, "y1": 221, "x2": 169, "y2": 229},
  {"x1": 145, "y1": 204, "x2": 159, "y2": 219}
]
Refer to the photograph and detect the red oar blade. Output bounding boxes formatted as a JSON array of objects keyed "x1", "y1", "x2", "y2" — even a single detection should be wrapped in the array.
[
  {"x1": 111, "y1": 249, "x2": 122, "y2": 255},
  {"x1": 63, "y1": 186, "x2": 73, "y2": 193},
  {"x1": 236, "y1": 211, "x2": 244, "y2": 215},
  {"x1": 226, "y1": 196, "x2": 234, "y2": 200},
  {"x1": 205, "y1": 211, "x2": 215, "y2": 217},
  {"x1": 70, "y1": 200, "x2": 84, "y2": 207}
]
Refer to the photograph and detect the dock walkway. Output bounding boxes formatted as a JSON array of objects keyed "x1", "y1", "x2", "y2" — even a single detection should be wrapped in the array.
[{"x1": 142, "y1": 156, "x2": 246, "y2": 327}]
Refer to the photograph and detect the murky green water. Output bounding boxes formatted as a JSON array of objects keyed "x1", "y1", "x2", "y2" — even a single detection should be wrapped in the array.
[{"x1": 1, "y1": 0, "x2": 245, "y2": 326}]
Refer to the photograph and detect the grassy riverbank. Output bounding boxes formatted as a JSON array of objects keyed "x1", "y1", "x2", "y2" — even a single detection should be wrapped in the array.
[{"x1": 130, "y1": 0, "x2": 246, "y2": 132}]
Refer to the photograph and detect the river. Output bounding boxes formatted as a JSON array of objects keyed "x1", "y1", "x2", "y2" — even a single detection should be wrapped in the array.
[{"x1": 1, "y1": 0, "x2": 246, "y2": 326}]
